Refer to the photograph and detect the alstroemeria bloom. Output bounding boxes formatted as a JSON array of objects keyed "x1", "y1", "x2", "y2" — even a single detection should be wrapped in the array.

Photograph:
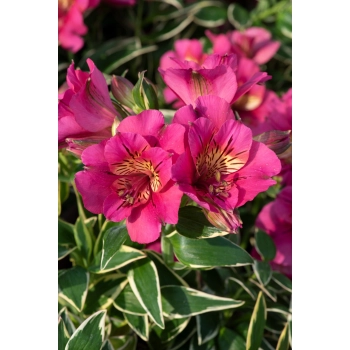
[
  {"x1": 58, "y1": 0, "x2": 97, "y2": 53},
  {"x1": 206, "y1": 27, "x2": 280, "y2": 65},
  {"x1": 172, "y1": 95, "x2": 281, "y2": 232},
  {"x1": 159, "y1": 39, "x2": 207, "y2": 108},
  {"x1": 75, "y1": 110, "x2": 185, "y2": 243},
  {"x1": 254, "y1": 186, "x2": 292, "y2": 278},
  {"x1": 159, "y1": 53, "x2": 270, "y2": 107},
  {"x1": 58, "y1": 59, "x2": 121, "y2": 155}
]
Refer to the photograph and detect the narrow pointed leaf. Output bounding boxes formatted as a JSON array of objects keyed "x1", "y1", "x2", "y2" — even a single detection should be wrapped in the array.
[
  {"x1": 65, "y1": 310, "x2": 106, "y2": 350},
  {"x1": 109, "y1": 335, "x2": 137, "y2": 350},
  {"x1": 255, "y1": 230, "x2": 276, "y2": 261},
  {"x1": 101, "y1": 340, "x2": 115, "y2": 350},
  {"x1": 127, "y1": 258, "x2": 164, "y2": 328},
  {"x1": 145, "y1": 250, "x2": 188, "y2": 287},
  {"x1": 227, "y1": 277, "x2": 257, "y2": 300},
  {"x1": 100, "y1": 225, "x2": 129, "y2": 270},
  {"x1": 190, "y1": 337, "x2": 215, "y2": 350},
  {"x1": 168, "y1": 317, "x2": 197, "y2": 350},
  {"x1": 124, "y1": 313, "x2": 149, "y2": 341},
  {"x1": 276, "y1": 322, "x2": 289, "y2": 350},
  {"x1": 84, "y1": 274, "x2": 128, "y2": 314},
  {"x1": 253, "y1": 260, "x2": 272, "y2": 286},
  {"x1": 246, "y1": 291, "x2": 267, "y2": 350},
  {"x1": 114, "y1": 284, "x2": 147, "y2": 316},
  {"x1": 74, "y1": 217, "x2": 93, "y2": 266},
  {"x1": 59, "y1": 246, "x2": 77, "y2": 261},
  {"x1": 161, "y1": 285, "x2": 244, "y2": 318},
  {"x1": 217, "y1": 328, "x2": 245, "y2": 350},
  {"x1": 271, "y1": 272, "x2": 292, "y2": 293},
  {"x1": 58, "y1": 219, "x2": 76, "y2": 246},
  {"x1": 168, "y1": 232, "x2": 253, "y2": 268},
  {"x1": 58, "y1": 307, "x2": 76, "y2": 336},
  {"x1": 58, "y1": 317, "x2": 70, "y2": 350},
  {"x1": 89, "y1": 246, "x2": 146, "y2": 274},
  {"x1": 176, "y1": 206, "x2": 228, "y2": 239},
  {"x1": 196, "y1": 312, "x2": 220, "y2": 345},
  {"x1": 58, "y1": 267, "x2": 89, "y2": 313}
]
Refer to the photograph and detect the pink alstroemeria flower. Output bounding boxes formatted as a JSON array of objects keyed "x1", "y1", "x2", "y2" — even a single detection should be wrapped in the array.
[
  {"x1": 159, "y1": 53, "x2": 270, "y2": 107},
  {"x1": 75, "y1": 110, "x2": 185, "y2": 243},
  {"x1": 58, "y1": 59, "x2": 121, "y2": 155},
  {"x1": 255, "y1": 186, "x2": 292, "y2": 278},
  {"x1": 58, "y1": 0, "x2": 95, "y2": 53},
  {"x1": 172, "y1": 95, "x2": 281, "y2": 232},
  {"x1": 206, "y1": 27, "x2": 280, "y2": 65},
  {"x1": 160, "y1": 39, "x2": 207, "y2": 108}
]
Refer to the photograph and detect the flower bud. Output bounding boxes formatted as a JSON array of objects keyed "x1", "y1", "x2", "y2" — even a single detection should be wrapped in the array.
[
  {"x1": 111, "y1": 75, "x2": 135, "y2": 110},
  {"x1": 253, "y1": 130, "x2": 291, "y2": 156},
  {"x1": 132, "y1": 71, "x2": 159, "y2": 112},
  {"x1": 203, "y1": 208, "x2": 242, "y2": 233}
]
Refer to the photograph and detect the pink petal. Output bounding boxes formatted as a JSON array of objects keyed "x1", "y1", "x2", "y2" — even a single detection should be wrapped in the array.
[
  {"x1": 104, "y1": 133, "x2": 150, "y2": 175},
  {"x1": 172, "y1": 150, "x2": 196, "y2": 185},
  {"x1": 205, "y1": 30, "x2": 232, "y2": 55},
  {"x1": 234, "y1": 141, "x2": 281, "y2": 207},
  {"x1": 103, "y1": 192, "x2": 132, "y2": 222},
  {"x1": 117, "y1": 110, "x2": 165, "y2": 146},
  {"x1": 152, "y1": 181, "x2": 183, "y2": 224},
  {"x1": 254, "y1": 41, "x2": 280, "y2": 65},
  {"x1": 75, "y1": 170, "x2": 115, "y2": 213},
  {"x1": 173, "y1": 104, "x2": 198, "y2": 126},
  {"x1": 126, "y1": 203, "x2": 161, "y2": 244},
  {"x1": 81, "y1": 141, "x2": 109, "y2": 171},
  {"x1": 195, "y1": 95, "x2": 234, "y2": 129},
  {"x1": 158, "y1": 124, "x2": 186, "y2": 158}
]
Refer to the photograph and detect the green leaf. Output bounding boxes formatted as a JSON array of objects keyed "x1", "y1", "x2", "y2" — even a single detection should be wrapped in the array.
[
  {"x1": 127, "y1": 258, "x2": 164, "y2": 329},
  {"x1": 100, "y1": 225, "x2": 129, "y2": 270},
  {"x1": 59, "y1": 181, "x2": 70, "y2": 216},
  {"x1": 227, "y1": 277, "x2": 257, "y2": 300},
  {"x1": 196, "y1": 312, "x2": 220, "y2": 345},
  {"x1": 109, "y1": 335, "x2": 137, "y2": 350},
  {"x1": 114, "y1": 284, "x2": 147, "y2": 316},
  {"x1": 194, "y1": 5, "x2": 227, "y2": 28},
  {"x1": 124, "y1": 313, "x2": 149, "y2": 341},
  {"x1": 132, "y1": 71, "x2": 147, "y2": 111},
  {"x1": 276, "y1": 322, "x2": 289, "y2": 350},
  {"x1": 271, "y1": 272, "x2": 292, "y2": 293},
  {"x1": 176, "y1": 206, "x2": 229, "y2": 239},
  {"x1": 246, "y1": 291, "x2": 267, "y2": 350},
  {"x1": 168, "y1": 317, "x2": 197, "y2": 350},
  {"x1": 161, "y1": 285, "x2": 244, "y2": 318},
  {"x1": 227, "y1": 3, "x2": 252, "y2": 29},
  {"x1": 255, "y1": 230, "x2": 276, "y2": 261},
  {"x1": 58, "y1": 219, "x2": 76, "y2": 246},
  {"x1": 217, "y1": 328, "x2": 246, "y2": 350},
  {"x1": 65, "y1": 310, "x2": 106, "y2": 350},
  {"x1": 58, "y1": 307, "x2": 76, "y2": 336},
  {"x1": 145, "y1": 250, "x2": 188, "y2": 287},
  {"x1": 59, "y1": 245, "x2": 77, "y2": 261},
  {"x1": 253, "y1": 260, "x2": 272, "y2": 286},
  {"x1": 150, "y1": 317, "x2": 190, "y2": 348},
  {"x1": 168, "y1": 232, "x2": 253, "y2": 268},
  {"x1": 58, "y1": 267, "x2": 89, "y2": 313},
  {"x1": 89, "y1": 246, "x2": 146, "y2": 274},
  {"x1": 190, "y1": 337, "x2": 215, "y2": 350},
  {"x1": 74, "y1": 217, "x2": 93, "y2": 267},
  {"x1": 84, "y1": 274, "x2": 128, "y2": 314},
  {"x1": 58, "y1": 317, "x2": 70, "y2": 350},
  {"x1": 101, "y1": 340, "x2": 115, "y2": 350}
]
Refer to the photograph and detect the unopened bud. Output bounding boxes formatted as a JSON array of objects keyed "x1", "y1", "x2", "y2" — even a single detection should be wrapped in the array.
[
  {"x1": 253, "y1": 130, "x2": 291, "y2": 156},
  {"x1": 111, "y1": 75, "x2": 135, "y2": 109}
]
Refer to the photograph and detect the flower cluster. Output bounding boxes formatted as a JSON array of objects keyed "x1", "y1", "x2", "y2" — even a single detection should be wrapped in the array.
[{"x1": 58, "y1": 26, "x2": 290, "y2": 253}]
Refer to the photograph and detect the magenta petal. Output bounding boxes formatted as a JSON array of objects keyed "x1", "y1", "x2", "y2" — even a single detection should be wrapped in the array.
[
  {"x1": 103, "y1": 192, "x2": 132, "y2": 222},
  {"x1": 195, "y1": 95, "x2": 234, "y2": 129},
  {"x1": 188, "y1": 117, "x2": 216, "y2": 162},
  {"x1": 213, "y1": 120, "x2": 252, "y2": 170},
  {"x1": 66, "y1": 62, "x2": 89, "y2": 92},
  {"x1": 70, "y1": 60, "x2": 119, "y2": 132},
  {"x1": 75, "y1": 170, "x2": 115, "y2": 213},
  {"x1": 178, "y1": 183, "x2": 212, "y2": 211},
  {"x1": 205, "y1": 30, "x2": 232, "y2": 55},
  {"x1": 234, "y1": 141, "x2": 281, "y2": 207},
  {"x1": 254, "y1": 41, "x2": 280, "y2": 65},
  {"x1": 117, "y1": 110, "x2": 165, "y2": 142},
  {"x1": 141, "y1": 147, "x2": 173, "y2": 191},
  {"x1": 81, "y1": 141, "x2": 109, "y2": 171},
  {"x1": 158, "y1": 124, "x2": 186, "y2": 157},
  {"x1": 126, "y1": 203, "x2": 161, "y2": 244},
  {"x1": 152, "y1": 182, "x2": 183, "y2": 224},
  {"x1": 58, "y1": 115, "x2": 87, "y2": 145},
  {"x1": 232, "y1": 72, "x2": 270, "y2": 104},
  {"x1": 173, "y1": 104, "x2": 198, "y2": 126},
  {"x1": 104, "y1": 133, "x2": 150, "y2": 173},
  {"x1": 172, "y1": 150, "x2": 196, "y2": 185}
]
